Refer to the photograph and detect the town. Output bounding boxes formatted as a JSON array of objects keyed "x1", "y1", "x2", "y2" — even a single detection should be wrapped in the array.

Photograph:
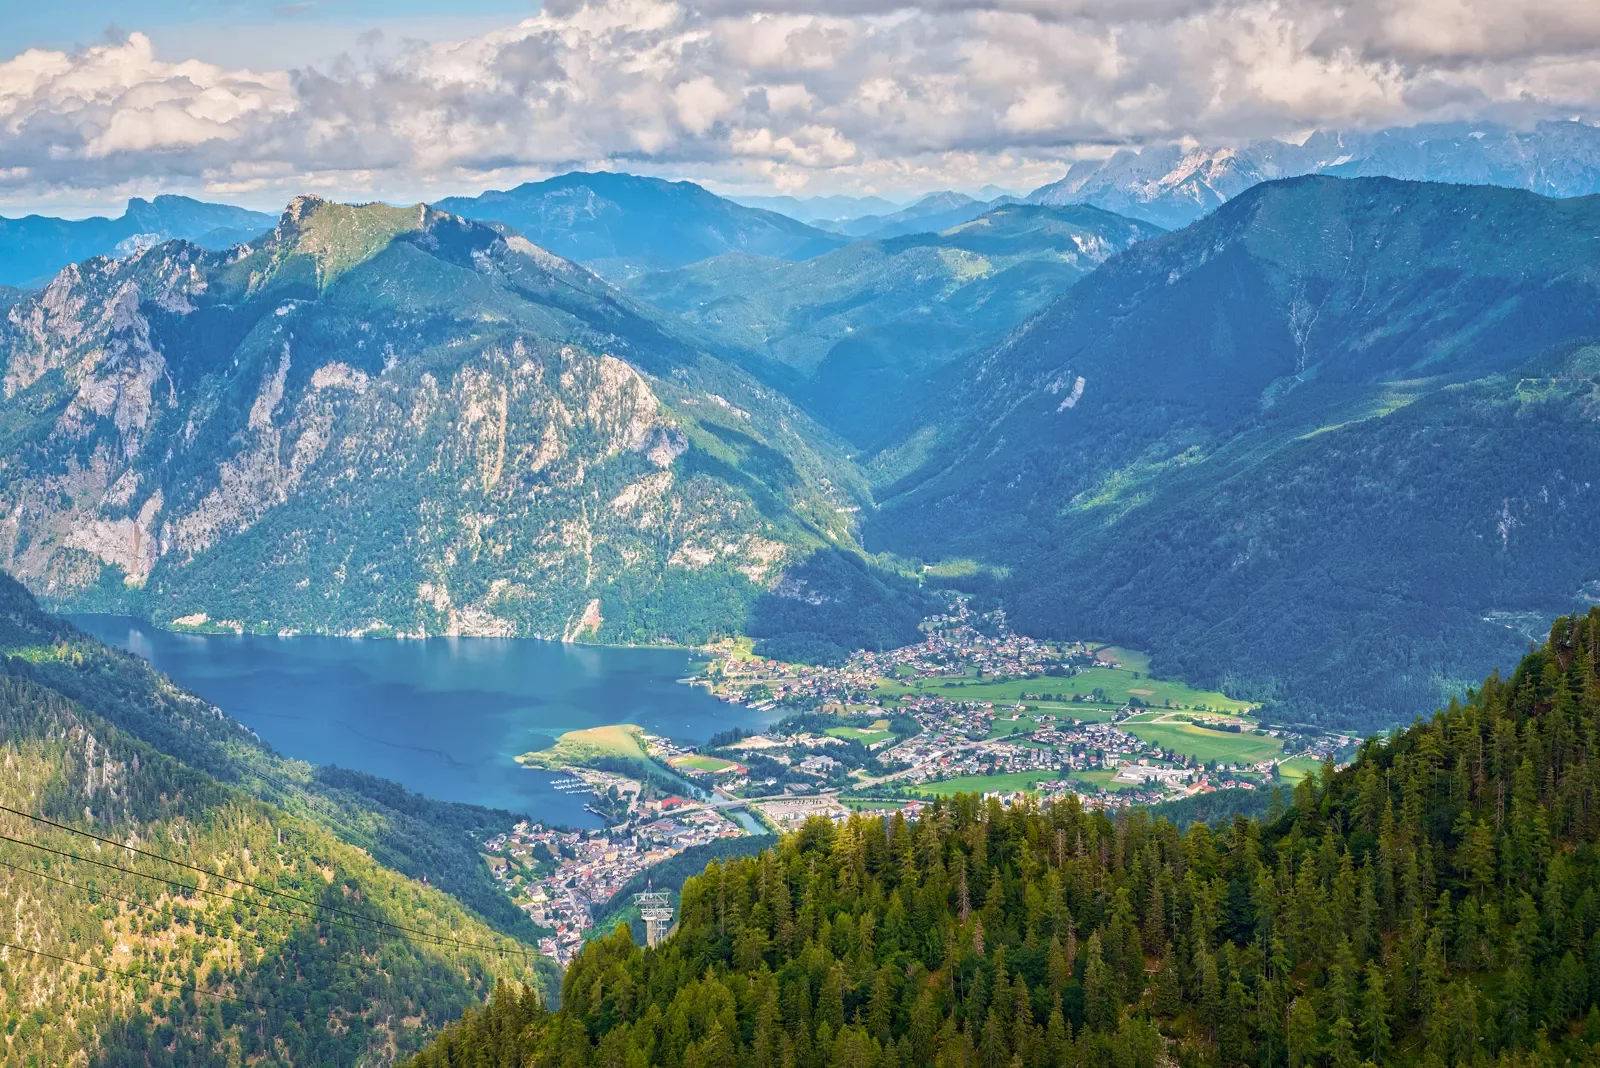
[{"x1": 483, "y1": 596, "x2": 1357, "y2": 964}]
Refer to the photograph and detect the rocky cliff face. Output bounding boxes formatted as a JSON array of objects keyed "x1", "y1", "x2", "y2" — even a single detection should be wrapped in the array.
[{"x1": 0, "y1": 197, "x2": 865, "y2": 642}]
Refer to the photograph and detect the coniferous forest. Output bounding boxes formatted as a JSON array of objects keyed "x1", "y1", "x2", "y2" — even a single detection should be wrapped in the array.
[{"x1": 407, "y1": 611, "x2": 1600, "y2": 1068}]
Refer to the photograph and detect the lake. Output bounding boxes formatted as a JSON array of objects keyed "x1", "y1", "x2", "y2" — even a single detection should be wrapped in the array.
[{"x1": 73, "y1": 616, "x2": 775, "y2": 828}]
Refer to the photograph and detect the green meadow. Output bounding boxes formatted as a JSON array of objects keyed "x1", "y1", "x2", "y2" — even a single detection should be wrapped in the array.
[
  {"x1": 1119, "y1": 712, "x2": 1284, "y2": 765},
  {"x1": 1275, "y1": 755, "x2": 1326, "y2": 782},
  {"x1": 872, "y1": 646, "x2": 1252, "y2": 715}
]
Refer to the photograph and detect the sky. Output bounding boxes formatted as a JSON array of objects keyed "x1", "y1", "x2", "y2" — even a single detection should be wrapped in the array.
[{"x1": 3, "y1": 0, "x2": 1600, "y2": 216}]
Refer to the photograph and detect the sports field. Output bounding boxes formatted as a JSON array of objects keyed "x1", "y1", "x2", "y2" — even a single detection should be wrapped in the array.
[
  {"x1": 1065, "y1": 769, "x2": 1140, "y2": 793},
  {"x1": 907, "y1": 770, "x2": 1059, "y2": 797},
  {"x1": 826, "y1": 720, "x2": 894, "y2": 744}
]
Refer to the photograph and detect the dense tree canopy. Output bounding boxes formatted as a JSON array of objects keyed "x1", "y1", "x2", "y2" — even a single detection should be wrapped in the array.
[{"x1": 410, "y1": 609, "x2": 1600, "y2": 1068}]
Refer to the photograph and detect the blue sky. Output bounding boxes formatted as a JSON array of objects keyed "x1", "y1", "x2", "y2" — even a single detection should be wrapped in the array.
[{"x1": 1, "y1": 1, "x2": 538, "y2": 69}]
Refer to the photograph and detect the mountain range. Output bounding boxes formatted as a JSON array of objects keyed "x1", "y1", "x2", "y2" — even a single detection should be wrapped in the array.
[
  {"x1": 433, "y1": 172, "x2": 847, "y2": 279},
  {"x1": 7, "y1": 159, "x2": 1600, "y2": 727},
  {"x1": 0, "y1": 195, "x2": 276, "y2": 288},
  {"x1": 869, "y1": 176, "x2": 1600, "y2": 727},
  {"x1": 626, "y1": 203, "x2": 1163, "y2": 446},
  {"x1": 0, "y1": 194, "x2": 921, "y2": 656},
  {"x1": 1029, "y1": 120, "x2": 1600, "y2": 229},
  {"x1": 730, "y1": 193, "x2": 907, "y2": 224}
]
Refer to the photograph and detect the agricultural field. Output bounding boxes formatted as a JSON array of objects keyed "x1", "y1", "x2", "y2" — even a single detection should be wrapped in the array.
[{"x1": 1119, "y1": 711, "x2": 1285, "y2": 765}]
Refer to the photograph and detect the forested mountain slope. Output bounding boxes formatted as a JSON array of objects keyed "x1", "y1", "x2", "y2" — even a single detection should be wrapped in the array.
[
  {"x1": 409, "y1": 610, "x2": 1600, "y2": 1068},
  {"x1": 871, "y1": 177, "x2": 1600, "y2": 727},
  {"x1": 0, "y1": 196, "x2": 917, "y2": 652},
  {"x1": 435, "y1": 173, "x2": 845, "y2": 280},
  {"x1": 0, "y1": 575, "x2": 545, "y2": 1066},
  {"x1": 626, "y1": 204, "x2": 1161, "y2": 447}
]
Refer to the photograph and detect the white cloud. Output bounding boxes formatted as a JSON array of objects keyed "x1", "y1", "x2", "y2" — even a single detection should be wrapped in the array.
[{"x1": 0, "y1": 0, "x2": 1597, "y2": 207}]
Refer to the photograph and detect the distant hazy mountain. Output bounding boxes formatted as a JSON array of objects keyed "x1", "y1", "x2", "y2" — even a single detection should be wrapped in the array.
[
  {"x1": 872, "y1": 176, "x2": 1600, "y2": 727},
  {"x1": 626, "y1": 203, "x2": 1161, "y2": 447},
  {"x1": 822, "y1": 191, "x2": 1017, "y2": 239},
  {"x1": 731, "y1": 193, "x2": 906, "y2": 223},
  {"x1": 434, "y1": 172, "x2": 846, "y2": 279},
  {"x1": 1030, "y1": 120, "x2": 1600, "y2": 228},
  {"x1": 0, "y1": 195, "x2": 926, "y2": 652},
  {"x1": 0, "y1": 195, "x2": 275, "y2": 287}
]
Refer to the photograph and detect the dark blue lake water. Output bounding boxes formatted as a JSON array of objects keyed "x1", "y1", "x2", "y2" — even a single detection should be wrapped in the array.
[{"x1": 73, "y1": 616, "x2": 773, "y2": 828}]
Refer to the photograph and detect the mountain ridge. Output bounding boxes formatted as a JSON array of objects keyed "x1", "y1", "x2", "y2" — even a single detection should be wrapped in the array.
[
  {"x1": 0, "y1": 572, "x2": 553, "y2": 1065},
  {"x1": 434, "y1": 172, "x2": 847, "y2": 280},
  {"x1": 870, "y1": 176, "x2": 1600, "y2": 726},
  {"x1": 0, "y1": 194, "x2": 917, "y2": 654},
  {"x1": 627, "y1": 202, "x2": 1163, "y2": 447}
]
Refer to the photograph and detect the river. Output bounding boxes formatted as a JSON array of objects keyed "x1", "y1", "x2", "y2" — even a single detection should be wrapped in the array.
[{"x1": 73, "y1": 616, "x2": 776, "y2": 828}]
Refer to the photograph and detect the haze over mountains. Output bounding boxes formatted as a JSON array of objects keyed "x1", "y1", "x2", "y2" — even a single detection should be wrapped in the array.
[
  {"x1": 0, "y1": 196, "x2": 275, "y2": 287},
  {"x1": 627, "y1": 204, "x2": 1162, "y2": 446}
]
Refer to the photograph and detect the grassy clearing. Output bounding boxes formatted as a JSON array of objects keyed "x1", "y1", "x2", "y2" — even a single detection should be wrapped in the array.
[
  {"x1": 1276, "y1": 756, "x2": 1325, "y2": 782},
  {"x1": 518, "y1": 724, "x2": 649, "y2": 768},
  {"x1": 907, "y1": 770, "x2": 1058, "y2": 797},
  {"x1": 1094, "y1": 645, "x2": 1151, "y2": 673},
  {"x1": 986, "y1": 714, "x2": 1040, "y2": 739},
  {"x1": 1118, "y1": 715, "x2": 1284, "y2": 765}
]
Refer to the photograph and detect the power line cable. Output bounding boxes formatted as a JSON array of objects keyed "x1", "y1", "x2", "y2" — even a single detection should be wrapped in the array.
[
  {"x1": 0, "y1": 829, "x2": 528, "y2": 960},
  {"x1": 0, "y1": 858, "x2": 232, "y2": 939},
  {"x1": 0, "y1": 803, "x2": 525, "y2": 958}
]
